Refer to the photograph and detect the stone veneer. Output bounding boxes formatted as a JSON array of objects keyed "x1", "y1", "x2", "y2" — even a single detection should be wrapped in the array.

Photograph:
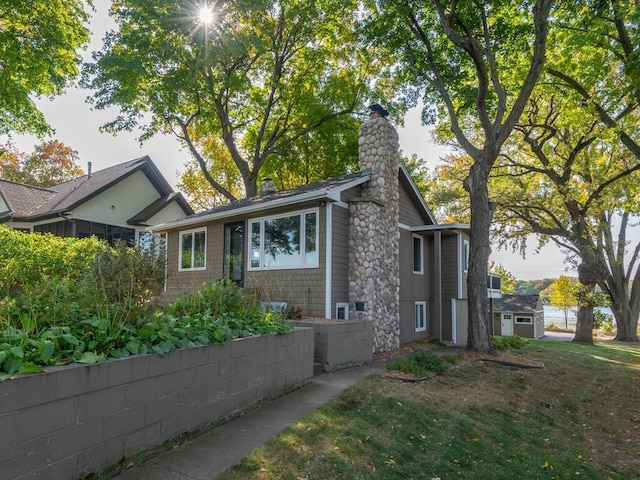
[{"x1": 348, "y1": 117, "x2": 400, "y2": 352}]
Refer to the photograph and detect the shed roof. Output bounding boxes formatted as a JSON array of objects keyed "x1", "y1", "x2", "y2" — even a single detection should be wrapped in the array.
[{"x1": 492, "y1": 294, "x2": 542, "y2": 313}]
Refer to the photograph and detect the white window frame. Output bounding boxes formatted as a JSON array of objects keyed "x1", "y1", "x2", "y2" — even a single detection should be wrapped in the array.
[
  {"x1": 412, "y1": 234, "x2": 424, "y2": 275},
  {"x1": 415, "y1": 301, "x2": 427, "y2": 332},
  {"x1": 178, "y1": 227, "x2": 207, "y2": 271},
  {"x1": 463, "y1": 239, "x2": 470, "y2": 273},
  {"x1": 515, "y1": 315, "x2": 533, "y2": 325},
  {"x1": 336, "y1": 303, "x2": 349, "y2": 320},
  {"x1": 248, "y1": 208, "x2": 319, "y2": 270}
]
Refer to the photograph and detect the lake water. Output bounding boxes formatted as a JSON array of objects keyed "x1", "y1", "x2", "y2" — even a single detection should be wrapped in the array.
[{"x1": 544, "y1": 305, "x2": 613, "y2": 328}]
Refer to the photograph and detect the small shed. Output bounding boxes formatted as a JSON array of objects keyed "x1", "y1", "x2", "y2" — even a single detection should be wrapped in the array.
[{"x1": 491, "y1": 294, "x2": 544, "y2": 339}]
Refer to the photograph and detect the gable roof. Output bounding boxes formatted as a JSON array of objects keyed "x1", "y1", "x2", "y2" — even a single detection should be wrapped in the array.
[
  {"x1": 492, "y1": 294, "x2": 542, "y2": 313},
  {"x1": 152, "y1": 170, "x2": 373, "y2": 231},
  {"x1": 0, "y1": 180, "x2": 56, "y2": 219},
  {"x1": 0, "y1": 156, "x2": 193, "y2": 223},
  {"x1": 152, "y1": 164, "x2": 439, "y2": 232}
]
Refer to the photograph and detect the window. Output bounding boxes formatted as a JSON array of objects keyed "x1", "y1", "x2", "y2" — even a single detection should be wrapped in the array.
[
  {"x1": 415, "y1": 301, "x2": 427, "y2": 332},
  {"x1": 463, "y1": 240, "x2": 470, "y2": 272},
  {"x1": 336, "y1": 303, "x2": 349, "y2": 320},
  {"x1": 515, "y1": 316, "x2": 533, "y2": 324},
  {"x1": 179, "y1": 228, "x2": 206, "y2": 271},
  {"x1": 412, "y1": 234, "x2": 423, "y2": 274},
  {"x1": 249, "y1": 209, "x2": 318, "y2": 270}
]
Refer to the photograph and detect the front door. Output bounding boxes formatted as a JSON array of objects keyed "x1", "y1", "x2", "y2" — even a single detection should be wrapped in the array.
[
  {"x1": 501, "y1": 313, "x2": 514, "y2": 336},
  {"x1": 223, "y1": 222, "x2": 244, "y2": 286}
]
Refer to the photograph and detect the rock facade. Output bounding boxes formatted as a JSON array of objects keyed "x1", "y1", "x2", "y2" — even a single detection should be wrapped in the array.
[{"x1": 349, "y1": 117, "x2": 400, "y2": 352}]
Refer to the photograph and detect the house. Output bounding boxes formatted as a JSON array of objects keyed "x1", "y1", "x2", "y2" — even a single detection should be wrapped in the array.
[
  {"x1": 490, "y1": 294, "x2": 545, "y2": 339},
  {"x1": 0, "y1": 156, "x2": 193, "y2": 245},
  {"x1": 152, "y1": 114, "x2": 470, "y2": 352}
]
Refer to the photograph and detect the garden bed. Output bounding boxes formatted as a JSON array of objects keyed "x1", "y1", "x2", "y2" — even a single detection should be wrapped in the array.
[{"x1": 0, "y1": 328, "x2": 314, "y2": 480}]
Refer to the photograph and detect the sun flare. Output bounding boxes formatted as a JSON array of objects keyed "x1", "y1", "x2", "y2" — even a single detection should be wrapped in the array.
[{"x1": 198, "y1": 5, "x2": 214, "y2": 25}]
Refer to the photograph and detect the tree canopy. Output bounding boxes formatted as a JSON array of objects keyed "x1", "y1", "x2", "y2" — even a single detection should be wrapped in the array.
[
  {"x1": 83, "y1": 0, "x2": 383, "y2": 201},
  {"x1": 0, "y1": 140, "x2": 84, "y2": 187},
  {"x1": 364, "y1": 0, "x2": 554, "y2": 353},
  {"x1": 0, "y1": 1, "x2": 91, "y2": 136}
]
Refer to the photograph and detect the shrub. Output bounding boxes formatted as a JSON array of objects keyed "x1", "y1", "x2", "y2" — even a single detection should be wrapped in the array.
[
  {"x1": 491, "y1": 335, "x2": 529, "y2": 351},
  {"x1": 0, "y1": 232, "x2": 293, "y2": 376},
  {"x1": 165, "y1": 280, "x2": 263, "y2": 320},
  {"x1": 593, "y1": 309, "x2": 615, "y2": 333},
  {"x1": 387, "y1": 351, "x2": 460, "y2": 376}
]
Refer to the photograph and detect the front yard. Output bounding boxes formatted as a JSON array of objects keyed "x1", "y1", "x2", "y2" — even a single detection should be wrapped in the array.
[{"x1": 217, "y1": 340, "x2": 640, "y2": 479}]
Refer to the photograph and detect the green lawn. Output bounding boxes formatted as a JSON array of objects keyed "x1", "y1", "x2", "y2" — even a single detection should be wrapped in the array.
[{"x1": 216, "y1": 340, "x2": 640, "y2": 480}]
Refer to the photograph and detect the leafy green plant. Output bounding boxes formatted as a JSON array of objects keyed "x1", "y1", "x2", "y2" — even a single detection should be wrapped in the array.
[
  {"x1": 0, "y1": 232, "x2": 292, "y2": 377},
  {"x1": 491, "y1": 335, "x2": 529, "y2": 351},
  {"x1": 593, "y1": 309, "x2": 615, "y2": 333},
  {"x1": 386, "y1": 351, "x2": 460, "y2": 376}
]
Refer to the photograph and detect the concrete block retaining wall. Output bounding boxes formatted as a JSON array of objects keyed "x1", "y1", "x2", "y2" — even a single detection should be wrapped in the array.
[
  {"x1": 289, "y1": 319, "x2": 372, "y2": 372},
  {"x1": 0, "y1": 328, "x2": 314, "y2": 480}
]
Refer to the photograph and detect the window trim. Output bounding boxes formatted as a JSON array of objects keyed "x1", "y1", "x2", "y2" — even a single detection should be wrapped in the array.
[
  {"x1": 415, "y1": 301, "x2": 427, "y2": 332},
  {"x1": 412, "y1": 234, "x2": 424, "y2": 275},
  {"x1": 336, "y1": 303, "x2": 349, "y2": 320},
  {"x1": 515, "y1": 315, "x2": 533, "y2": 325},
  {"x1": 248, "y1": 208, "x2": 319, "y2": 271},
  {"x1": 178, "y1": 227, "x2": 207, "y2": 272}
]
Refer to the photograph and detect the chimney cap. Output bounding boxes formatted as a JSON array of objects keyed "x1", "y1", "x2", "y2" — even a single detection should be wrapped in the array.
[
  {"x1": 368, "y1": 103, "x2": 389, "y2": 118},
  {"x1": 259, "y1": 177, "x2": 277, "y2": 195}
]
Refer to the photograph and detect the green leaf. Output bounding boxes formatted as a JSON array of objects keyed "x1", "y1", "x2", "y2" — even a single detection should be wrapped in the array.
[
  {"x1": 125, "y1": 341, "x2": 140, "y2": 355},
  {"x1": 9, "y1": 345, "x2": 24, "y2": 359},
  {"x1": 4, "y1": 355, "x2": 23, "y2": 375},
  {"x1": 62, "y1": 333, "x2": 80, "y2": 346},
  {"x1": 77, "y1": 351, "x2": 100, "y2": 364},
  {"x1": 21, "y1": 315, "x2": 36, "y2": 334},
  {"x1": 18, "y1": 362, "x2": 44, "y2": 374},
  {"x1": 39, "y1": 340, "x2": 55, "y2": 363}
]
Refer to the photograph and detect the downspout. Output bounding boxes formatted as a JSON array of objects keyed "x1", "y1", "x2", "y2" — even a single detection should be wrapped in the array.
[
  {"x1": 434, "y1": 230, "x2": 442, "y2": 341},
  {"x1": 325, "y1": 202, "x2": 333, "y2": 318}
]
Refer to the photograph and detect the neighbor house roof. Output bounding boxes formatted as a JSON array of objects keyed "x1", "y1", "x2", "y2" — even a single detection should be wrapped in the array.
[
  {"x1": 492, "y1": 294, "x2": 542, "y2": 313},
  {"x1": 0, "y1": 180, "x2": 56, "y2": 219},
  {"x1": 0, "y1": 156, "x2": 193, "y2": 223}
]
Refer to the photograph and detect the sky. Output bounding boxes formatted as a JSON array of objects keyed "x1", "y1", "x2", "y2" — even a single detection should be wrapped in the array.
[{"x1": 1, "y1": 0, "x2": 575, "y2": 281}]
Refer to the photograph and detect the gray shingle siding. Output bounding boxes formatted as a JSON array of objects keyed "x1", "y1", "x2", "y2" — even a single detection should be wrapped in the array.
[
  {"x1": 399, "y1": 229, "x2": 429, "y2": 344},
  {"x1": 331, "y1": 205, "x2": 350, "y2": 313},
  {"x1": 399, "y1": 183, "x2": 424, "y2": 226}
]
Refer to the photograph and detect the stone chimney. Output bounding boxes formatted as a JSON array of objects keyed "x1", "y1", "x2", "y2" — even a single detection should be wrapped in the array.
[
  {"x1": 259, "y1": 177, "x2": 276, "y2": 195},
  {"x1": 348, "y1": 106, "x2": 400, "y2": 352}
]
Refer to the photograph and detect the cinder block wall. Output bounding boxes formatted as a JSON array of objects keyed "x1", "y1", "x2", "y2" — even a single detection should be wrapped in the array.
[
  {"x1": 289, "y1": 319, "x2": 373, "y2": 372},
  {"x1": 0, "y1": 328, "x2": 314, "y2": 480}
]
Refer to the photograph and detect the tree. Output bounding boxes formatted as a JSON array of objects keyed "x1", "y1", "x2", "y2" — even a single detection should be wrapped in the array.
[
  {"x1": 83, "y1": 0, "x2": 381, "y2": 201},
  {"x1": 0, "y1": 1, "x2": 91, "y2": 136},
  {"x1": 0, "y1": 140, "x2": 84, "y2": 187},
  {"x1": 364, "y1": 0, "x2": 554, "y2": 353},
  {"x1": 542, "y1": 275, "x2": 578, "y2": 330}
]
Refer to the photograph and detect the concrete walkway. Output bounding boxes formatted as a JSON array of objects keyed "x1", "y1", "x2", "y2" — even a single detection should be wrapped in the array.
[{"x1": 111, "y1": 362, "x2": 387, "y2": 480}]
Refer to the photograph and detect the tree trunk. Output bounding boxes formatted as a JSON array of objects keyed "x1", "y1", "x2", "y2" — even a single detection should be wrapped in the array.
[
  {"x1": 572, "y1": 260, "x2": 604, "y2": 344},
  {"x1": 573, "y1": 302, "x2": 595, "y2": 344},
  {"x1": 613, "y1": 308, "x2": 639, "y2": 342},
  {"x1": 465, "y1": 163, "x2": 495, "y2": 354},
  {"x1": 603, "y1": 278, "x2": 639, "y2": 342}
]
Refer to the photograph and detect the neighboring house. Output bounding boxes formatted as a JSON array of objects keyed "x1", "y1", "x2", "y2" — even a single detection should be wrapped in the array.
[
  {"x1": 490, "y1": 294, "x2": 545, "y2": 339},
  {"x1": 0, "y1": 156, "x2": 193, "y2": 245},
  {"x1": 152, "y1": 116, "x2": 471, "y2": 352}
]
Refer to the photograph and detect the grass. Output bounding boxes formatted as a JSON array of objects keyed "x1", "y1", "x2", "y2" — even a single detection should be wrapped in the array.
[{"x1": 216, "y1": 340, "x2": 640, "y2": 480}]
